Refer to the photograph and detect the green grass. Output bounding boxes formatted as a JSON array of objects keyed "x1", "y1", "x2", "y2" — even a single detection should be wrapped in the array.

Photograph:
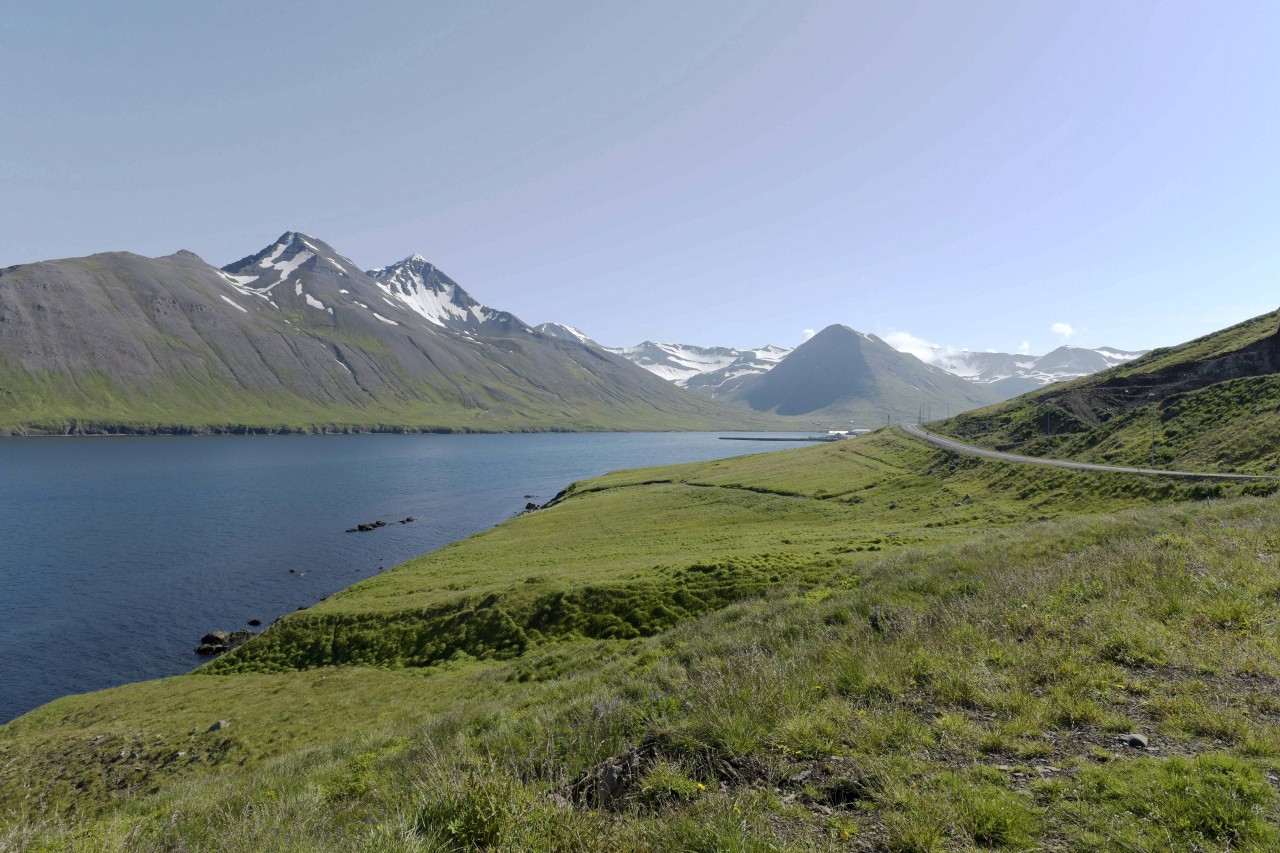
[
  {"x1": 206, "y1": 429, "x2": 1231, "y2": 674},
  {"x1": 6, "y1": 429, "x2": 1280, "y2": 850}
]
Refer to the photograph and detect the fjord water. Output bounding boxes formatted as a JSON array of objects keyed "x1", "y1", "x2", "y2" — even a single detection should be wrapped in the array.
[{"x1": 0, "y1": 432, "x2": 815, "y2": 723}]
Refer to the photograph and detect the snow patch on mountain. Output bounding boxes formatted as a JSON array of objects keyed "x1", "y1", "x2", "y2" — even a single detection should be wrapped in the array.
[
  {"x1": 605, "y1": 340, "x2": 794, "y2": 397},
  {"x1": 534, "y1": 323, "x2": 599, "y2": 346},
  {"x1": 882, "y1": 331, "x2": 1146, "y2": 394},
  {"x1": 275, "y1": 253, "x2": 312, "y2": 282}
]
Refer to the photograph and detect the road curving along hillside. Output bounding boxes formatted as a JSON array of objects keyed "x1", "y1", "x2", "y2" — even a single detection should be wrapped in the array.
[{"x1": 903, "y1": 423, "x2": 1278, "y2": 481}]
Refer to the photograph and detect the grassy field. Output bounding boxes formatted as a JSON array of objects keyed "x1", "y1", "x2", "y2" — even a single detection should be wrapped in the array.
[{"x1": 4, "y1": 428, "x2": 1280, "y2": 850}]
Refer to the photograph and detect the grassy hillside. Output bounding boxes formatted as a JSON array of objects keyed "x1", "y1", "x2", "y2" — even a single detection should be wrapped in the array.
[
  {"x1": 5, "y1": 429, "x2": 1280, "y2": 851},
  {"x1": 939, "y1": 308, "x2": 1280, "y2": 474},
  {"x1": 0, "y1": 359, "x2": 783, "y2": 434}
]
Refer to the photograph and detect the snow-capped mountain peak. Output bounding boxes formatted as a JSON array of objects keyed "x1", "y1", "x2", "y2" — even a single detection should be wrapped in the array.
[
  {"x1": 534, "y1": 323, "x2": 599, "y2": 346},
  {"x1": 217, "y1": 234, "x2": 530, "y2": 335},
  {"x1": 366, "y1": 255, "x2": 531, "y2": 335}
]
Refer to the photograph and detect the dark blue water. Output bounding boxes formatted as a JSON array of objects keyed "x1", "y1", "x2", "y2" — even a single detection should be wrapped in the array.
[{"x1": 0, "y1": 432, "x2": 816, "y2": 723}]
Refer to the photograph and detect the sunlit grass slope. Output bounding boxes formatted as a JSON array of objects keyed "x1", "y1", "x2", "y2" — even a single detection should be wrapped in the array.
[
  {"x1": 204, "y1": 429, "x2": 1228, "y2": 674},
  {"x1": 4, "y1": 429, "x2": 1280, "y2": 851}
]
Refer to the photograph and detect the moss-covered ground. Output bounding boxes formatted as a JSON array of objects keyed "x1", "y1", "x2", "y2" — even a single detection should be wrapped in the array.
[{"x1": 4, "y1": 428, "x2": 1280, "y2": 851}]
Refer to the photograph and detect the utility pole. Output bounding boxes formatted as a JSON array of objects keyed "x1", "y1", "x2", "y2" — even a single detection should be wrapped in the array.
[{"x1": 1148, "y1": 392, "x2": 1157, "y2": 467}]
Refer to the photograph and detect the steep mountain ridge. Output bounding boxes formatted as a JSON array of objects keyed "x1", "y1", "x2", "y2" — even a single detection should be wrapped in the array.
[{"x1": 0, "y1": 234, "x2": 766, "y2": 433}]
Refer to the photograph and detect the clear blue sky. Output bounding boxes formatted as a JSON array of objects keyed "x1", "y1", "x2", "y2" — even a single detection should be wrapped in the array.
[{"x1": 3, "y1": 2, "x2": 1277, "y2": 356}]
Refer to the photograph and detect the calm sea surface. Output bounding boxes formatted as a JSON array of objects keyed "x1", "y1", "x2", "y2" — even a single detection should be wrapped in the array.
[{"x1": 0, "y1": 432, "x2": 817, "y2": 723}]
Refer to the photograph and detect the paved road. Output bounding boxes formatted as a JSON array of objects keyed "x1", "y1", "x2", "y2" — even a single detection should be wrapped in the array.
[{"x1": 902, "y1": 423, "x2": 1277, "y2": 482}]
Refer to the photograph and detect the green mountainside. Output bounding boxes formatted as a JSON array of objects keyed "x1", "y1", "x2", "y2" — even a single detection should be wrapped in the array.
[
  {"x1": 0, "y1": 236, "x2": 776, "y2": 434},
  {"x1": 937, "y1": 308, "x2": 1280, "y2": 473}
]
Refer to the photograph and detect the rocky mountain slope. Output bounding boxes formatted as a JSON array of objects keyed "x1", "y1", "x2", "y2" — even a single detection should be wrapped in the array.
[{"x1": 0, "y1": 233, "x2": 769, "y2": 433}]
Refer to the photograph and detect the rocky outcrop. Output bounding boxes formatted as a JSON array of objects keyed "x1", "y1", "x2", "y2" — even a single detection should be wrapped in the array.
[{"x1": 194, "y1": 630, "x2": 255, "y2": 656}]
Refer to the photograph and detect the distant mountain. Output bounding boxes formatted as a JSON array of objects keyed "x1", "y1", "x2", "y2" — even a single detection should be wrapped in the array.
[
  {"x1": 725, "y1": 324, "x2": 999, "y2": 425},
  {"x1": 916, "y1": 344, "x2": 1145, "y2": 399},
  {"x1": 597, "y1": 341, "x2": 792, "y2": 397},
  {"x1": 598, "y1": 331, "x2": 1143, "y2": 403},
  {"x1": 0, "y1": 232, "x2": 769, "y2": 434},
  {"x1": 941, "y1": 308, "x2": 1280, "y2": 473},
  {"x1": 534, "y1": 323, "x2": 599, "y2": 346}
]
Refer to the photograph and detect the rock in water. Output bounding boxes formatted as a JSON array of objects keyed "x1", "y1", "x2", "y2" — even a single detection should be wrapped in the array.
[{"x1": 194, "y1": 629, "x2": 256, "y2": 656}]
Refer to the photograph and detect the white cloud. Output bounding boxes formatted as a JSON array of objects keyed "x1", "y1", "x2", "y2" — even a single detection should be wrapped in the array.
[
  {"x1": 1050, "y1": 322, "x2": 1074, "y2": 339},
  {"x1": 1017, "y1": 340, "x2": 1031, "y2": 355},
  {"x1": 883, "y1": 330, "x2": 956, "y2": 365},
  {"x1": 801, "y1": 329, "x2": 816, "y2": 341},
  {"x1": 882, "y1": 330, "x2": 988, "y2": 378}
]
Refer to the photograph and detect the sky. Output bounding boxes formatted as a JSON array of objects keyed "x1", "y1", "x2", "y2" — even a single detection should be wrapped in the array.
[{"x1": 2, "y1": 2, "x2": 1278, "y2": 357}]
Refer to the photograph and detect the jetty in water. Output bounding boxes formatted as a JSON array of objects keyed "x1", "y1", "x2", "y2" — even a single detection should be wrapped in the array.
[{"x1": 719, "y1": 430, "x2": 871, "y2": 443}]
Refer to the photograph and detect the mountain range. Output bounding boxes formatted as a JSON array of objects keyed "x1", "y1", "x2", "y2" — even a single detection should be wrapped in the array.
[
  {"x1": 583, "y1": 331, "x2": 1143, "y2": 402},
  {"x1": 0, "y1": 233, "x2": 768, "y2": 434},
  {"x1": 913, "y1": 344, "x2": 1146, "y2": 397},
  {"x1": 543, "y1": 322, "x2": 1002, "y2": 423},
  {"x1": 0, "y1": 230, "x2": 1151, "y2": 434},
  {"x1": 535, "y1": 327, "x2": 792, "y2": 399}
]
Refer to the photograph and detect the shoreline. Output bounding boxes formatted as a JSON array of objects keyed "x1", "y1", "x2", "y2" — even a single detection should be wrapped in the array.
[{"x1": 0, "y1": 422, "x2": 808, "y2": 438}]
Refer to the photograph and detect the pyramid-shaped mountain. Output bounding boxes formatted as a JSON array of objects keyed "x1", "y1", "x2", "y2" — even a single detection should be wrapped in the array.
[{"x1": 726, "y1": 324, "x2": 999, "y2": 424}]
